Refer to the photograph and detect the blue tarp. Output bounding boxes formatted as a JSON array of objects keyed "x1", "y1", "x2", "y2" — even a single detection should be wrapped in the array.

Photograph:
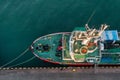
[
  {"x1": 101, "y1": 57, "x2": 112, "y2": 63},
  {"x1": 102, "y1": 30, "x2": 119, "y2": 40}
]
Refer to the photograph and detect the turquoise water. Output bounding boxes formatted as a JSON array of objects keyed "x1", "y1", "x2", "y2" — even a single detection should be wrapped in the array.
[{"x1": 0, "y1": 0, "x2": 120, "y2": 67}]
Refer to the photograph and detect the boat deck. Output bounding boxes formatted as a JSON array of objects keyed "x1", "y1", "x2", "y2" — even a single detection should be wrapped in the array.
[{"x1": 32, "y1": 33, "x2": 63, "y2": 62}]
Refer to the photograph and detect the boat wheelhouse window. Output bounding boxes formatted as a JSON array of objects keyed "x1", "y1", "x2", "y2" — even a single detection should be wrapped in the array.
[{"x1": 103, "y1": 40, "x2": 120, "y2": 49}]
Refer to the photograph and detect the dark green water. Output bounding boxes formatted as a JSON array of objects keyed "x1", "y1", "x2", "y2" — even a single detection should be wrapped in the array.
[{"x1": 0, "y1": 0, "x2": 120, "y2": 67}]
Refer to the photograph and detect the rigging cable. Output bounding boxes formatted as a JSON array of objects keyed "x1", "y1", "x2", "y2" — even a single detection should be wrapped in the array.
[
  {"x1": 9, "y1": 56, "x2": 36, "y2": 68},
  {"x1": 86, "y1": 9, "x2": 96, "y2": 24},
  {"x1": 86, "y1": 1, "x2": 104, "y2": 24},
  {"x1": 0, "y1": 48, "x2": 29, "y2": 68}
]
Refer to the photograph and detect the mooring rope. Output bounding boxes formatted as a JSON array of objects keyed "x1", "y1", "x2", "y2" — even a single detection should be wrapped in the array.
[
  {"x1": 0, "y1": 48, "x2": 29, "y2": 68},
  {"x1": 9, "y1": 56, "x2": 36, "y2": 68}
]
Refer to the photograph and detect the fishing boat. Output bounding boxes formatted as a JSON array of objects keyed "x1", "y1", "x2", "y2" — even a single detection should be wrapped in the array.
[{"x1": 30, "y1": 24, "x2": 120, "y2": 66}]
